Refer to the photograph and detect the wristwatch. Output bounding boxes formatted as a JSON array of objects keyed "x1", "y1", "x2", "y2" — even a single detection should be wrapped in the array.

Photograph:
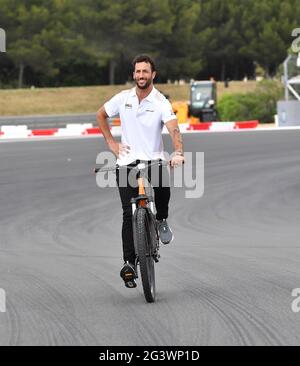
[{"x1": 174, "y1": 150, "x2": 184, "y2": 156}]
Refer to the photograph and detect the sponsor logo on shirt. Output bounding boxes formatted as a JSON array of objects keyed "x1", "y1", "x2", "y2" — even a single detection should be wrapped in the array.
[
  {"x1": 125, "y1": 103, "x2": 132, "y2": 109},
  {"x1": 146, "y1": 109, "x2": 155, "y2": 112}
]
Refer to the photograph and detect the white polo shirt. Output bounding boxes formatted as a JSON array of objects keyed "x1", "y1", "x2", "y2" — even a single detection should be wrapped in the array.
[{"x1": 104, "y1": 86, "x2": 176, "y2": 166}]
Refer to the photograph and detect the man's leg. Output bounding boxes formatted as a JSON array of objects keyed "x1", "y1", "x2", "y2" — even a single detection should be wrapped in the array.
[
  {"x1": 154, "y1": 186, "x2": 170, "y2": 220},
  {"x1": 149, "y1": 162, "x2": 171, "y2": 220},
  {"x1": 150, "y1": 163, "x2": 173, "y2": 244},
  {"x1": 116, "y1": 166, "x2": 139, "y2": 288},
  {"x1": 116, "y1": 166, "x2": 138, "y2": 264}
]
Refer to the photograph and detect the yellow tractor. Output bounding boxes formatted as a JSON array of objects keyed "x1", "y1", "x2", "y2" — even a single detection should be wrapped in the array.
[{"x1": 172, "y1": 80, "x2": 218, "y2": 124}]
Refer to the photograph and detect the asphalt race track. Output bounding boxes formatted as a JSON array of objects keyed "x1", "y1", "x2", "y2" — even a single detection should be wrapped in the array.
[{"x1": 1, "y1": 131, "x2": 300, "y2": 346}]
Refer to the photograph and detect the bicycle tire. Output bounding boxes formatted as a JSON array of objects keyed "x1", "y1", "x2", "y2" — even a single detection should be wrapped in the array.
[{"x1": 136, "y1": 207, "x2": 156, "y2": 303}]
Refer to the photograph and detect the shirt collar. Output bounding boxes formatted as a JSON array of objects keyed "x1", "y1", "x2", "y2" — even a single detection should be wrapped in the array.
[
  {"x1": 145, "y1": 86, "x2": 156, "y2": 102},
  {"x1": 130, "y1": 86, "x2": 156, "y2": 102},
  {"x1": 130, "y1": 87, "x2": 136, "y2": 97}
]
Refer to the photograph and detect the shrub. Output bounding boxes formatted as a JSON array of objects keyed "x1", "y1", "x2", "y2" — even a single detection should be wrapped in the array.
[{"x1": 218, "y1": 80, "x2": 284, "y2": 123}]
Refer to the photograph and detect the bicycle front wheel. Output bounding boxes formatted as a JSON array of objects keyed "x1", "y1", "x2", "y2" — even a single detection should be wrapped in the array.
[{"x1": 136, "y1": 207, "x2": 156, "y2": 303}]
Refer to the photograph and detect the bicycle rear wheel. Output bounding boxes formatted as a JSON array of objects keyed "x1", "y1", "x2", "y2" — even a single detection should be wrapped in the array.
[{"x1": 136, "y1": 207, "x2": 156, "y2": 303}]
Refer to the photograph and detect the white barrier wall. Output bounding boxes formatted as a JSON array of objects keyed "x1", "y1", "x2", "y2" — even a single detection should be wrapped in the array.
[{"x1": 277, "y1": 101, "x2": 300, "y2": 126}]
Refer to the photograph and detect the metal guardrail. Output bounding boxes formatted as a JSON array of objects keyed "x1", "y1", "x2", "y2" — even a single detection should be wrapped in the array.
[{"x1": 0, "y1": 113, "x2": 98, "y2": 129}]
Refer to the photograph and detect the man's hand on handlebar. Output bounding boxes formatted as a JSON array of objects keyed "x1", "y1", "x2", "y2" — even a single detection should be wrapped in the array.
[{"x1": 170, "y1": 151, "x2": 185, "y2": 168}]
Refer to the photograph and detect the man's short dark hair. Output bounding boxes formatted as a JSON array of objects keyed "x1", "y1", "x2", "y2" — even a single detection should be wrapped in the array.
[{"x1": 132, "y1": 54, "x2": 156, "y2": 72}]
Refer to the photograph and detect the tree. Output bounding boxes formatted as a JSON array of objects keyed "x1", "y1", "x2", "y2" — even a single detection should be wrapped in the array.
[
  {"x1": 1, "y1": 0, "x2": 86, "y2": 87},
  {"x1": 1, "y1": 0, "x2": 300, "y2": 87},
  {"x1": 77, "y1": 0, "x2": 174, "y2": 84},
  {"x1": 6, "y1": 2, "x2": 52, "y2": 87},
  {"x1": 156, "y1": 0, "x2": 202, "y2": 81},
  {"x1": 194, "y1": 0, "x2": 248, "y2": 81},
  {"x1": 239, "y1": 0, "x2": 299, "y2": 77}
]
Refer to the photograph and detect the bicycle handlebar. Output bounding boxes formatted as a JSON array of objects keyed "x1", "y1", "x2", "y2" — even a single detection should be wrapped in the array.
[{"x1": 94, "y1": 160, "x2": 169, "y2": 174}]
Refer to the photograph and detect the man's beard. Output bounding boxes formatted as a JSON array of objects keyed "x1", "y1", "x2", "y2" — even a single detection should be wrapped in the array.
[{"x1": 135, "y1": 78, "x2": 152, "y2": 90}]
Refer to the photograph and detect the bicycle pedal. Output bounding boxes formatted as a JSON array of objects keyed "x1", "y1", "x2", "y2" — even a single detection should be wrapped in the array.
[{"x1": 125, "y1": 279, "x2": 137, "y2": 289}]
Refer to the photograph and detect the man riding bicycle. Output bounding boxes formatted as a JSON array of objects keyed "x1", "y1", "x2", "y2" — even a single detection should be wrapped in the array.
[{"x1": 96, "y1": 55, "x2": 184, "y2": 288}]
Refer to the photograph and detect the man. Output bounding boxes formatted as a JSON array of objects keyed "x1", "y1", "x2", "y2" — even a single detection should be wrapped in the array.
[{"x1": 96, "y1": 55, "x2": 184, "y2": 288}]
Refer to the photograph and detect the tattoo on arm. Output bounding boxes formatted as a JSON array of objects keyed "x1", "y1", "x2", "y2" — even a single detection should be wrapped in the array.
[
  {"x1": 172, "y1": 127, "x2": 183, "y2": 145},
  {"x1": 170, "y1": 127, "x2": 184, "y2": 156}
]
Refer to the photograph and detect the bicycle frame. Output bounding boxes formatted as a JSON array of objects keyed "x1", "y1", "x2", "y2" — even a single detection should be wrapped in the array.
[
  {"x1": 131, "y1": 162, "x2": 156, "y2": 212},
  {"x1": 130, "y1": 162, "x2": 160, "y2": 269}
]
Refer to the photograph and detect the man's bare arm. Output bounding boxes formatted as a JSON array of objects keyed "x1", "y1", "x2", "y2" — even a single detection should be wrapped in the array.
[
  {"x1": 96, "y1": 106, "x2": 130, "y2": 157},
  {"x1": 165, "y1": 119, "x2": 184, "y2": 155},
  {"x1": 96, "y1": 106, "x2": 116, "y2": 145},
  {"x1": 96, "y1": 107, "x2": 130, "y2": 157}
]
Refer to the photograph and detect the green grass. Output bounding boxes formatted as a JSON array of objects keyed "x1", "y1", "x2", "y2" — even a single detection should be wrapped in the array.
[{"x1": 0, "y1": 81, "x2": 258, "y2": 116}]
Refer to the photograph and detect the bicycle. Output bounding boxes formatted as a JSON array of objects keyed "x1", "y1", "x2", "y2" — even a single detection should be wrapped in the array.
[{"x1": 95, "y1": 160, "x2": 169, "y2": 303}]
